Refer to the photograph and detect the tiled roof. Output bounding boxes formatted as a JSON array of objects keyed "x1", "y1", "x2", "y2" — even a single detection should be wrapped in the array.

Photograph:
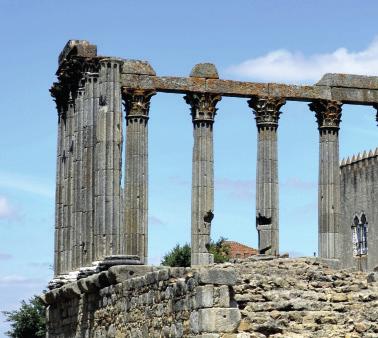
[{"x1": 224, "y1": 241, "x2": 258, "y2": 258}]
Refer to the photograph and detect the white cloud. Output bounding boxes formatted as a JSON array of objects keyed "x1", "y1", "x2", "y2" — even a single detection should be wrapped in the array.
[
  {"x1": 0, "y1": 172, "x2": 53, "y2": 198},
  {"x1": 0, "y1": 196, "x2": 16, "y2": 219},
  {"x1": 227, "y1": 37, "x2": 378, "y2": 83}
]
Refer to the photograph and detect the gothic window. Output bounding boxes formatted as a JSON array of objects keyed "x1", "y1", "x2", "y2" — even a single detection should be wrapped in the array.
[{"x1": 352, "y1": 213, "x2": 368, "y2": 256}]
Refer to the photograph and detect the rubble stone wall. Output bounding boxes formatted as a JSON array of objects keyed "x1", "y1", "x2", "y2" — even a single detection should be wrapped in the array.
[{"x1": 45, "y1": 257, "x2": 378, "y2": 338}]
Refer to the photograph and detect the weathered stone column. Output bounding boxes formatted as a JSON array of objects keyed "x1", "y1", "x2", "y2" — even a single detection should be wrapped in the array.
[
  {"x1": 81, "y1": 69, "x2": 99, "y2": 268},
  {"x1": 94, "y1": 59, "x2": 123, "y2": 261},
  {"x1": 184, "y1": 63, "x2": 221, "y2": 266},
  {"x1": 309, "y1": 100, "x2": 342, "y2": 259},
  {"x1": 248, "y1": 96, "x2": 285, "y2": 256},
  {"x1": 122, "y1": 89, "x2": 155, "y2": 264},
  {"x1": 50, "y1": 83, "x2": 68, "y2": 276}
]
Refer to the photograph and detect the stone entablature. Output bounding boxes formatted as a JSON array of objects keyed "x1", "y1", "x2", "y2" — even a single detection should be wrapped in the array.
[{"x1": 43, "y1": 257, "x2": 378, "y2": 337}]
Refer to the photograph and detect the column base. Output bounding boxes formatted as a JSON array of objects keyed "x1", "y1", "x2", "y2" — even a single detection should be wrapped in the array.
[
  {"x1": 97, "y1": 255, "x2": 142, "y2": 269},
  {"x1": 192, "y1": 253, "x2": 214, "y2": 266},
  {"x1": 48, "y1": 255, "x2": 142, "y2": 290}
]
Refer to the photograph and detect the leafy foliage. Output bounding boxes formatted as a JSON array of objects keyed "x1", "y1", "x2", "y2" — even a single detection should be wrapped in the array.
[
  {"x1": 161, "y1": 243, "x2": 191, "y2": 267},
  {"x1": 161, "y1": 238, "x2": 231, "y2": 267},
  {"x1": 3, "y1": 295, "x2": 46, "y2": 338},
  {"x1": 208, "y1": 237, "x2": 231, "y2": 263}
]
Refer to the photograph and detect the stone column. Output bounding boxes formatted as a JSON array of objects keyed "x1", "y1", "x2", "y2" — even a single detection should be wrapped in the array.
[
  {"x1": 94, "y1": 59, "x2": 123, "y2": 262},
  {"x1": 50, "y1": 83, "x2": 69, "y2": 276},
  {"x1": 248, "y1": 96, "x2": 285, "y2": 256},
  {"x1": 72, "y1": 83, "x2": 85, "y2": 270},
  {"x1": 82, "y1": 70, "x2": 99, "y2": 267},
  {"x1": 309, "y1": 100, "x2": 342, "y2": 259},
  {"x1": 122, "y1": 89, "x2": 155, "y2": 264},
  {"x1": 185, "y1": 91, "x2": 221, "y2": 266}
]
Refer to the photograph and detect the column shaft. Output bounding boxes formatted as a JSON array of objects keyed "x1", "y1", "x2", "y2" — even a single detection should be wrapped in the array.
[
  {"x1": 123, "y1": 89, "x2": 155, "y2": 264},
  {"x1": 63, "y1": 97, "x2": 75, "y2": 273},
  {"x1": 309, "y1": 100, "x2": 342, "y2": 259},
  {"x1": 94, "y1": 60, "x2": 123, "y2": 261},
  {"x1": 248, "y1": 96, "x2": 285, "y2": 255},
  {"x1": 185, "y1": 93, "x2": 221, "y2": 265},
  {"x1": 82, "y1": 73, "x2": 99, "y2": 266},
  {"x1": 52, "y1": 91, "x2": 65, "y2": 276}
]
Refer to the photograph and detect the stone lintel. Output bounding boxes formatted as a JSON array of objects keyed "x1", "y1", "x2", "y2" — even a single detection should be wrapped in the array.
[
  {"x1": 121, "y1": 73, "x2": 378, "y2": 105},
  {"x1": 58, "y1": 40, "x2": 97, "y2": 65},
  {"x1": 316, "y1": 73, "x2": 378, "y2": 90},
  {"x1": 196, "y1": 267, "x2": 237, "y2": 286}
]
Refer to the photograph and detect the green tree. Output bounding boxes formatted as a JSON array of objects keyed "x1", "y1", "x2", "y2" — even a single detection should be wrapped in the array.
[
  {"x1": 208, "y1": 237, "x2": 230, "y2": 263},
  {"x1": 3, "y1": 295, "x2": 46, "y2": 338},
  {"x1": 161, "y1": 238, "x2": 231, "y2": 267},
  {"x1": 161, "y1": 243, "x2": 191, "y2": 267}
]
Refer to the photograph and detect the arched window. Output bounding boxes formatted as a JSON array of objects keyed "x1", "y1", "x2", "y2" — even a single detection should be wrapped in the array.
[{"x1": 351, "y1": 213, "x2": 368, "y2": 256}]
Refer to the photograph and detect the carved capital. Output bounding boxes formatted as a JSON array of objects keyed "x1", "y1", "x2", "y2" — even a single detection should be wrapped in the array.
[
  {"x1": 184, "y1": 93, "x2": 221, "y2": 124},
  {"x1": 51, "y1": 56, "x2": 100, "y2": 117},
  {"x1": 309, "y1": 99, "x2": 342, "y2": 131},
  {"x1": 122, "y1": 89, "x2": 156, "y2": 122},
  {"x1": 248, "y1": 96, "x2": 286, "y2": 130}
]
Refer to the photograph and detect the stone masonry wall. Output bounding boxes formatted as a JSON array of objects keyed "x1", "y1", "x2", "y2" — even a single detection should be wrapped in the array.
[
  {"x1": 340, "y1": 149, "x2": 378, "y2": 271},
  {"x1": 44, "y1": 257, "x2": 378, "y2": 338},
  {"x1": 44, "y1": 265, "x2": 240, "y2": 338}
]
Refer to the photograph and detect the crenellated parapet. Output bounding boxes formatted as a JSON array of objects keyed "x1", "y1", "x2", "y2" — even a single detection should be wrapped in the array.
[{"x1": 340, "y1": 148, "x2": 378, "y2": 168}]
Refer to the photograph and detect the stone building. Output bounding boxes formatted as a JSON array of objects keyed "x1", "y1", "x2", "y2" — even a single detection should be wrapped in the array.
[{"x1": 339, "y1": 148, "x2": 378, "y2": 271}]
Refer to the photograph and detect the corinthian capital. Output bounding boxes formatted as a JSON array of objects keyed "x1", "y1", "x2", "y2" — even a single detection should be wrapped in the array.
[
  {"x1": 122, "y1": 89, "x2": 156, "y2": 121},
  {"x1": 309, "y1": 99, "x2": 342, "y2": 131},
  {"x1": 184, "y1": 93, "x2": 222, "y2": 124},
  {"x1": 248, "y1": 96, "x2": 286, "y2": 130}
]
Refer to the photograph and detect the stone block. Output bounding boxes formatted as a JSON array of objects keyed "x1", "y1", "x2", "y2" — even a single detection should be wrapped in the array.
[
  {"x1": 367, "y1": 272, "x2": 378, "y2": 283},
  {"x1": 108, "y1": 265, "x2": 155, "y2": 284},
  {"x1": 214, "y1": 285, "x2": 230, "y2": 307},
  {"x1": 198, "y1": 308, "x2": 241, "y2": 333},
  {"x1": 196, "y1": 285, "x2": 214, "y2": 308},
  {"x1": 190, "y1": 311, "x2": 199, "y2": 334},
  {"x1": 190, "y1": 63, "x2": 219, "y2": 79},
  {"x1": 198, "y1": 268, "x2": 237, "y2": 285}
]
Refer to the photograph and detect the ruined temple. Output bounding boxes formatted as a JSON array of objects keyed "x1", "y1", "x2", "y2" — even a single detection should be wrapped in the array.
[{"x1": 43, "y1": 40, "x2": 378, "y2": 337}]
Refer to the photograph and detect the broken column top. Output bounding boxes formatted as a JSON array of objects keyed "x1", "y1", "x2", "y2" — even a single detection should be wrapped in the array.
[
  {"x1": 190, "y1": 63, "x2": 219, "y2": 79},
  {"x1": 58, "y1": 40, "x2": 97, "y2": 65}
]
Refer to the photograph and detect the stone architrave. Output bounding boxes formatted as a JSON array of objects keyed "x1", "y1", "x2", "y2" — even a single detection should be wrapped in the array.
[
  {"x1": 248, "y1": 96, "x2": 285, "y2": 256},
  {"x1": 309, "y1": 99, "x2": 342, "y2": 259},
  {"x1": 122, "y1": 89, "x2": 155, "y2": 264},
  {"x1": 185, "y1": 87, "x2": 221, "y2": 265}
]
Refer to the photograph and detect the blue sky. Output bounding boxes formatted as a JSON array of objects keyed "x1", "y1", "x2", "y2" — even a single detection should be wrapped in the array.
[{"x1": 0, "y1": 0, "x2": 377, "y2": 335}]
